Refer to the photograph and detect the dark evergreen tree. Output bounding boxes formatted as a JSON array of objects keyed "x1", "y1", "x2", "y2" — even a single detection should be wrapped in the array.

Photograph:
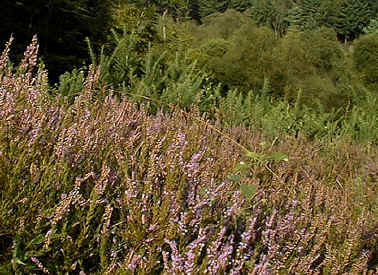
[
  {"x1": 250, "y1": 0, "x2": 292, "y2": 36},
  {"x1": 367, "y1": 0, "x2": 378, "y2": 15},
  {"x1": 228, "y1": 0, "x2": 252, "y2": 12},
  {"x1": 199, "y1": 0, "x2": 228, "y2": 18},
  {"x1": 331, "y1": 0, "x2": 373, "y2": 41},
  {"x1": 189, "y1": 0, "x2": 202, "y2": 23},
  {"x1": 288, "y1": 0, "x2": 324, "y2": 31}
]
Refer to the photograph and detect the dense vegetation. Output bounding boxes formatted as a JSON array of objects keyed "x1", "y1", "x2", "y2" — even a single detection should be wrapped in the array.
[{"x1": 1, "y1": 0, "x2": 377, "y2": 274}]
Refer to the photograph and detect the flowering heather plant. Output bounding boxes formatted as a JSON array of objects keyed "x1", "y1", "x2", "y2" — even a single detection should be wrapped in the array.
[{"x1": 0, "y1": 38, "x2": 377, "y2": 274}]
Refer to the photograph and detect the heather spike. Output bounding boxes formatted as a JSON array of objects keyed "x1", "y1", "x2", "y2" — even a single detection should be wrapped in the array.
[{"x1": 0, "y1": 35, "x2": 14, "y2": 75}]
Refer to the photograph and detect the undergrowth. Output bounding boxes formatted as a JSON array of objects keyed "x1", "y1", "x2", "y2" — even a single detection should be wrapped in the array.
[{"x1": 80, "y1": 28, "x2": 378, "y2": 144}]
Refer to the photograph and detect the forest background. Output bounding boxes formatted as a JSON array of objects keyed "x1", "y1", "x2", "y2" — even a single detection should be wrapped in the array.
[{"x1": 2, "y1": 0, "x2": 378, "y2": 94}]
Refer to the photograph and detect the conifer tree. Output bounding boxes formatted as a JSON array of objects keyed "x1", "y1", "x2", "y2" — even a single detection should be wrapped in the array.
[
  {"x1": 331, "y1": 0, "x2": 373, "y2": 41},
  {"x1": 189, "y1": 0, "x2": 202, "y2": 23},
  {"x1": 250, "y1": 0, "x2": 292, "y2": 36},
  {"x1": 367, "y1": 0, "x2": 378, "y2": 15},
  {"x1": 288, "y1": 0, "x2": 324, "y2": 31},
  {"x1": 228, "y1": 0, "x2": 252, "y2": 12},
  {"x1": 199, "y1": 0, "x2": 228, "y2": 18}
]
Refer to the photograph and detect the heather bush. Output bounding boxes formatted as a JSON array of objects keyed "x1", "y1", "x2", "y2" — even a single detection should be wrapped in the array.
[{"x1": 0, "y1": 36, "x2": 377, "y2": 274}]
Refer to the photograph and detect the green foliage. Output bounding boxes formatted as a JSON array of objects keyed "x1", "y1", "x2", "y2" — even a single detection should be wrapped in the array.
[
  {"x1": 111, "y1": 1, "x2": 154, "y2": 31},
  {"x1": 353, "y1": 33, "x2": 378, "y2": 88},
  {"x1": 131, "y1": 51, "x2": 211, "y2": 111},
  {"x1": 178, "y1": 8, "x2": 364, "y2": 111},
  {"x1": 363, "y1": 13, "x2": 378, "y2": 34},
  {"x1": 188, "y1": 0, "x2": 202, "y2": 23},
  {"x1": 154, "y1": 12, "x2": 195, "y2": 51},
  {"x1": 87, "y1": 29, "x2": 145, "y2": 90},
  {"x1": 199, "y1": 0, "x2": 228, "y2": 18},
  {"x1": 190, "y1": 11, "x2": 278, "y2": 93},
  {"x1": 199, "y1": 38, "x2": 232, "y2": 58},
  {"x1": 193, "y1": 24, "x2": 350, "y2": 110},
  {"x1": 87, "y1": 25, "x2": 213, "y2": 112},
  {"x1": 331, "y1": 0, "x2": 373, "y2": 41},
  {"x1": 225, "y1": 24, "x2": 278, "y2": 92},
  {"x1": 288, "y1": 0, "x2": 325, "y2": 31},
  {"x1": 273, "y1": 27, "x2": 350, "y2": 109},
  {"x1": 249, "y1": 0, "x2": 292, "y2": 36},
  {"x1": 199, "y1": 9, "x2": 252, "y2": 40},
  {"x1": 228, "y1": 0, "x2": 252, "y2": 12}
]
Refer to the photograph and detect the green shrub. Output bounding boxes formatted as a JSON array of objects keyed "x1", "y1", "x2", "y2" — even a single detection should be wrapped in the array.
[
  {"x1": 199, "y1": 38, "x2": 232, "y2": 58},
  {"x1": 273, "y1": 28, "x2": 352, "y2": 110},
  {"x1": 353, "y1": 33, "x2": 378, "y2": 88},
  {"x1": 195, "y1": 23, "x2": 278, "y2": 93},
  {"x1": 227, "y1": 25, "x2": 278, "y2": 92},
  {"x1": 197, "y1": 9, "x2": 253, "y2": 41}
]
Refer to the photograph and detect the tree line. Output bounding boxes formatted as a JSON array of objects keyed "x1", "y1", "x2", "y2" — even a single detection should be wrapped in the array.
[{"x1": 1, "y1": 0, "x2": 377, "y2": 82}]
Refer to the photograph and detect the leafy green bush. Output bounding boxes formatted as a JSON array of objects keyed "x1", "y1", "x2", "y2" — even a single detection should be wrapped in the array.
[
  {"x1": 353, "y1": 33, "x2": 378, "y2": 89},
  {"x1": 198, "y1": 9, "x2": 253, "y2": 41},
  {"x1": 194, "y1": 22, "x2": 278, "y2": 93},
  {"x1": 273, "y1": 28, "x2": 353, "y2": 110}
]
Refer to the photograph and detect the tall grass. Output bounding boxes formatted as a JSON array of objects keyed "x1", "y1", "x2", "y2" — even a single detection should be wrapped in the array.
[{"x1": 0, "y1": 37, "x2": 377, "y2": 274}]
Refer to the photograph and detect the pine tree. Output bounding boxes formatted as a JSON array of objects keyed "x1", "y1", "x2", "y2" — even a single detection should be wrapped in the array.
[
  {"x1": 332, "y1": 0, "x2": 373, "y2": 41},
  {"x1": 228, "y1": 0, "x2": 252, "y2": 12},
  {"x1": 199, "y1": 0, "x2": 228, "y2": 18},
  {"x1": 367, "y1": 0, "x2": 378, "y2": 15},
  {"x1": 288, "y1": 0, "x2": 324, "y2": 31},
  {"x1": 250, "y1": 0, "x2": 292, "y2": 36},
  {"x1": 189, "y1": 0, "x2": 202, "y2": 23}
]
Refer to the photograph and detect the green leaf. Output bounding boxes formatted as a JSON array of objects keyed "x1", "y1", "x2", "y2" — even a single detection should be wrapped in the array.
[
  {"x1": 245, "y1": 151, "x2": 265, "y2": 162},
  {"x1": 30, "y1": 234, "x2": 45, "y2": 245},
  {"x1": 240, "y1": 183, "x2": 258, "y2": 199},
  {"x1": 268, "y1": 152, "x2": 289, "y2": 162},
  {"x1": 15, "y1": 259, "x2": 26, "y2": 265}
]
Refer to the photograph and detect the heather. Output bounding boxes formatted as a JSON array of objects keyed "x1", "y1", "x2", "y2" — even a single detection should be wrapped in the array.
[{"x1": 0, "y1": 36, "x2": 377, "y2": 274}]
